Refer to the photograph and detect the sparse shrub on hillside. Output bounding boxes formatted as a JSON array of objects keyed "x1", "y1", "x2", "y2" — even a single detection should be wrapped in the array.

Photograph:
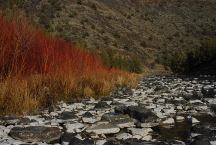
[
  {"x1": 113, "y1": 32, "x2": 121, "y2": 39},
  {"x1": 69, "y1": 11, "x2": 77, "y2": 18},
  {"x1": 100, "y1": 49, "x2": 143, "y2": 73},
  {"x1": 90, "y1": 3, "x2": 97, "y2": 11},
  {"x1": 37, "y1": 1, "x2": 63, "y2": 32},
  {"x1": 0, "y1": 0, "x2": 25, "y2": 8},
  {"x1": 48, "y1": 0, "x2": 62, "y2": 11},
  {"x1": 148, "y1": 36, "x2": 153, "y2": 41},
  {"x1": 0, "y1": 15, "x2": 138, "y2": 115},
  {"x1": 127, "y1": 15, "x2": 131, "y2": 19},
  {"x1": 140, "y1": 41, "x2": 147, "y2": 48},
  {"x1": 82, "y1": 32, "x2": 89, "y2": 38},
  {"x1": 128, "y1": 57, "x2": 143, "y2": 73},
  {"x1": 80, "y1": 18, "x2": 89, "y2": 25},
  {"x1": 77, "y1": 0, "x2": 82, "y2": 5}
]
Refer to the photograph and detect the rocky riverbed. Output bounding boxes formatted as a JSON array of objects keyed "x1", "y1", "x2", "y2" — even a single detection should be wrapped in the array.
[{"x1": 0, "y1": 75, "x2": 216, "y2": 145}]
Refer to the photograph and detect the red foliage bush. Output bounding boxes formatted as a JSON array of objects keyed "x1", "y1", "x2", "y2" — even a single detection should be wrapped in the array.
[
  {"x1": 0, "y1": 15, "x2": 138, "y2": 115},
  {"x1": 0, "y1": 15, "x2": 112, "y2": 77}
]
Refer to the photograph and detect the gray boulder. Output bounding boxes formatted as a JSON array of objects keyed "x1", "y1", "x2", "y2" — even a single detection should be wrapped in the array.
[
  {"x1": 9, "y1": 126, "x2": 62, "y2": 143},
  {"x1": 125, "y1": 105, "x2": 158, "y2": 123}
]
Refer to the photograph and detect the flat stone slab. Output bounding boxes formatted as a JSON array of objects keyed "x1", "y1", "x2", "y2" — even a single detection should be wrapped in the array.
[
  {"x1": 0, "y1": 116, "x2": 31, "y2": 126},
  {"x1": 176, "y1": 116, "x2": 185, "y2": 122},
  {"x1": 0, "y1": 116, "x2": 20, "y2": 125},
  {"x1": 82, "y1": 117, "x2": 98, "y2": 124},
  {"x1": 64, "y1": 123, "x2": 85, "y2": 133},
  {"x1": 9, "y1": 126, "x2": 62, "y2": 143},
  {"x1": 162, "y1": 118, "x2": 175, "y2": 125},
  {"x1": 57, "y1": 111, "x2": 77, "y2": 120},
  {"x1": 68, "y1": 137, "x2": 94, "y2": 145},
  {"x1": 192, "y1": 117, "x2": 200, "y2": 124},
  {"x1": 128, "y1": 128, "x2": 153, "y2": 137},
  {"x1": 126, "y1": 105, "x2": 159, "y2": 123},
  {"x1": 102, "y1": 114, "x2": 134, "y2": 128},
  {"x1": 140, "y1": 122, "x2": 159, "y2": 128},
  {"x1": 86, "y1": 123, "x2": 120, "y2": 134},
  {"x1": 94, "y1": 101, "x2": 111, "y2": 109}
]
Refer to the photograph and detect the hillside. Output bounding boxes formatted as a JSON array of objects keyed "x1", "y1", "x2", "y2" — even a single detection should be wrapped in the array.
[{"x1": 0, "y1": 0, "x2": 216, "y2": 72}]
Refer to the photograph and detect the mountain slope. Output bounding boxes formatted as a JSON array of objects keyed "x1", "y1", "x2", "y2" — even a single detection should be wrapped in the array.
[{"x1": 1, "y1": 0, "x2": 216, "y2": 69}]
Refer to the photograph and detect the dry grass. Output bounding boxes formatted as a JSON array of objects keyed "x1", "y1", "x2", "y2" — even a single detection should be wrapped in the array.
[
  {"x1": 142, "y1": 64, "x2": 172, "y2": 76},
  {"x1": 0, "y1": 15, "x2": 139, "y2": 115},
  {"x1": 0, "y1": 72, "x2": 138, "y2": 115}
]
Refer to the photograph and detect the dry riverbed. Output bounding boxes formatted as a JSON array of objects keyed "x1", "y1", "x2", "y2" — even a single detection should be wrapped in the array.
[{"x1": 0, "y1": 75, "x2": 216, "y2": 145}]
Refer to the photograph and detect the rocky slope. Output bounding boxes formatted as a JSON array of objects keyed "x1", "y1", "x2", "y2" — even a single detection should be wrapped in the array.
[
  {"x1": 0, "y1": 75, "x2": 216, "y2": 145},
  {"x1": 1, "y1": 0, "x2": 216, "y2": 66}
]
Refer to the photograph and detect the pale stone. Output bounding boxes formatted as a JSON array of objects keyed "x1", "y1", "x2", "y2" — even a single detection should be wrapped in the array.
[
  {"x1": 162, "y1": 118, "x2": 175, "y2": 125},
  {"x1": 176, "y1": 116, "x2": 185, "y2": 122},
  {"x1": 76, "y1": 111, "x2": 87, "y2": 116},
  {"x1": 128, "y1": 128, "x2": 152, "y2": 137},
  {"x1": 145, "y1": 104, "x2": 157, "y2": 109},
  {"x1": 163, "y1": 108, "x2": 176, "y2": 115},
  {"x1": 62, "y1": 103, "x2": 67, "y2": 108},
  {"x1": 86, "y1": 123, "x2": 120, "y2": 134},
  {"x1": 192, "y1": 117, "x2": 200, "y2": 124},
  {"x1": 191, "y1": 133, "x2": 202, "y2": 138},
  {"x1": 116, "y1": 133, "x2": 132, "y2": 140},
  {"x1": 132, "y1": 135, "x2": 142, "y2": 139},
  {"x1": 142, "y1": 135, "x2": 152, "y2": 141},
  {"x1": 205, "y1": 98, "x2": 216, "y2": 105},
  {"x1": 122, "y1": 101, "x2": 138, "y2": 106},
  {"x1": 96, "y1": 140, "x2": 107, "y2": 145},
  {"x1": 82, "y1": 117, "x2": 98, "y2": 124},
  {"x1": 102, "y1": 114, "x2": 134, "y2": 128},
  {"x1": 157, "y1": 99, "x2": 165, "y2": 103},
  {"x1": 91, "y1": 134, "x2": 100, "y2": 139},
  {"x1": 177, "y1": 105, "x2": 183, "y2": 110},
  {"x1": 189, "y1": 100, "x2": 203, "y2": 104},
  {"x1": 210, "y1": 141, "x2": 216, "y2": 145},
  {"x1": 105, "y1": 101, "x2": 113, "y2": 105},
  {"x1": 156, "y1": 112, "x2": 166, "y2": 119},
  {"x1": 50, "y1": 112, "x2": 58, "y2": 117},
  {"x1": 64, "y1": 123, "x2": 85, "y2": 133},
  {"x1": 140, "y1": 122, "x2": 159, "y2": 128},
  {"x1": 117, "y1": 121, "x2": 135, "y2": 128},
  {"x1": 75, "y1": 134, "x2": 83, "y2": 140}
]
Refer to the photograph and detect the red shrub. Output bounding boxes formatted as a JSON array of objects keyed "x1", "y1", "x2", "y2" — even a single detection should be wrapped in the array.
[
  {"x1": 0, "y1": 15, "x2": 138, "y2": 115},
  {"x1": 0, "y1": 15, "x2": 110, "y2": 77}
]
